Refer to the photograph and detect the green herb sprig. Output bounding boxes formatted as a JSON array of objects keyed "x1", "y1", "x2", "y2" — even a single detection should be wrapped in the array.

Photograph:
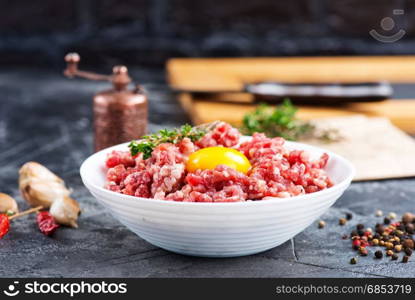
[
  {"x1": 129, "y1": 124, "x2": 207, "y2": 159},
  {"x1": 241, "y1": 99, "x2": 339, "y2": 142}
]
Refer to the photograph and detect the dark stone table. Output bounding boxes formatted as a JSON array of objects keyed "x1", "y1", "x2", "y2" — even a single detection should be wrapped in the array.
[{"x1": 1, "y1": 68, "x2": 414, "y2": 278}]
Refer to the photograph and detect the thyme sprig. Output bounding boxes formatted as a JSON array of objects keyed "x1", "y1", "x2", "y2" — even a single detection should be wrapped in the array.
[
  {"x1": 129, "y1": 124, "x2": 207, "y2": 159},
  {"x1": 241, "y1": 99, "x2": 340, "y2": 142}
]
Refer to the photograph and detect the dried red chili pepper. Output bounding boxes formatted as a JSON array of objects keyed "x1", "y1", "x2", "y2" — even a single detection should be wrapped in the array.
[
  {"x1": 0, "y1": 214, "x2": 10, "y2": 238},
  {"x1": 36, "y1": 211, "x2": 59, "y2": 236}
]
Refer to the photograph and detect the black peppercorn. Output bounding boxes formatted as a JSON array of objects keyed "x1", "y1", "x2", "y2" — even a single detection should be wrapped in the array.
[
  {"x1": 402, "y1": 255, "x2": 410, "y2": 263},
  {"x1": 375, "y1": 250, "x2": 383, "y2": 259},
  {"x1": 350, "y1": 257, "x2": 357, "y2": 264},
  {"x1": 391, "y1": 254, "x2": 399, "y2": 260},
  {"x1": 356, "y1": 224, "x2": 364, "y2": 230},
  {"x1": 357, "y1": 229, "x2": 365, "y2": 236},
  {"x1": 406, "y1": 224, "x2": 414, "y2": 234},
  {"x1": 404, "y1": 248, "x2": 412, "y2": 256},
  {"x1": 384, "y1": 217, "x2": 391, "y2": 225},
  {"x1": 346, "y1": 213, "x2": 353, "y2": 221}
]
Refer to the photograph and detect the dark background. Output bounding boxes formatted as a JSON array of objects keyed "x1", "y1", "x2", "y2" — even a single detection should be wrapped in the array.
[{"x1": 2, "y1": 0, "x2": 414, "y2": 70}]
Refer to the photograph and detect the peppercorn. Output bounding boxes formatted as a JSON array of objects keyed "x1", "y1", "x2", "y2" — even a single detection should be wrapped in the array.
[
  {"x1": 392, "y1": 254, "x2": 399, "y2": 260},
  {"x1": 375, "y1": 210, "x2": 383, "y2": 217},
  {"x1": 402, "y1": 255, "x2": 410, "y2": 263},
  {"x1": 352, "y1": 239, "x2": 361, "y2": 250},
  {"x1": 372, "y1": 238, "x2": 379, "y2": 246},
  {"x1": 375, "y1": 250, "x2": 383, "y2": 259},
  {"x1": 356, "y1": 224, "x2": 365, "y2": 230},
  {"x1": 358, "y1": 247, "x2": 368, "y2": 256},
  {"x1": 345, "y1": 212, "x2": 353, "y2": 221},
  {"x1": 357, "y1": 229, "x2": 365, "y2": 236},
  {"x1": 318, "y1": 220, "x2": 326, "y2": 229},
  {"x1": 341, "y1": 234, "x2": 348, "y2": 240},
  {"x1": 388, "y1": 212, "x2": 397, "y2": 220},
  {"x1": 386, "y1": 250, "x2": 394, "y2": 256},
  {"x1": 403, "y1": 239, "x2": 414, "y2": 249},
  {"x1": 379, "y1": 240, "x2": 385, "y2": 246},
  {"x1": 365, "y1": 228, "x2": 373, "y2": 234},
  {"x1": 394, "y1": 244, "x2": 403, "y2": 252},
  {"x1": 397, "y1": 224, "x2": 406, "y2": 231},
  {"x1": 375, "y1": 225, "x2": 384, "y2": 234},
  {"x1": 395, "y1": 230, "x2": 404, "y2": 237},
  {"x1": 339, "y1": 218, "x2": 347, "y2": 226},
  {"x1": 384, "y1": 217, "x2": 391, "y2": 225},
  {"x1": 406, "y1": 224, "x2": 414, "y2": 234},
  {"x1": 350, "y1": 257, "x2": 357, "y2": 264},
  {"x1": 404, "y1": 248, "x2": 413, "y2": 256},
  {"x1": 350, "y1": 230, "x2": 359, "y2": 237},
  {"x1": 386, "y1": 242, "x2": 394, "y2": 250},
  {"x1": 402, "y1": 212, "x2": 414, "y2": 224}
]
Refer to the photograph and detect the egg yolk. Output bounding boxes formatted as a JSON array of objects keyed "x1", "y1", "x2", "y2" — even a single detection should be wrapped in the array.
[{"x1": 186, "y1": 147, "x2": 251, "y2": 174}]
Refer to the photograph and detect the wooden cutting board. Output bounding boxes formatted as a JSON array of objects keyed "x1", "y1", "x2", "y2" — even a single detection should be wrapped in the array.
[
  {"x1": 178, "y1": 93, "x2": 415, "y2": 134},
  {"x1": 168, "y1": 56, "x2": 415, "y2": 134},
  {"x1": 301, "y1": 115, "x2": 415, "y2": 181}
]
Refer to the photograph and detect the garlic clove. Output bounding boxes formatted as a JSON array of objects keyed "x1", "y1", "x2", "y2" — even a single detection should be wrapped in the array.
[
  {"x1": 49, "y1": 196, "x2": 81, "y2": 228},
  {"x1": 19, "y1": 162, "x2": 70, "y2": 208},
  {"x1": 21, "y1": 180, "x2": 70, "y2": 208},
  {"x1": 0, "y1": 193, "x2": 19, "y2": 214},
  {"x1": 19, "y1": 162, "x2": 63, "y2": 184}
]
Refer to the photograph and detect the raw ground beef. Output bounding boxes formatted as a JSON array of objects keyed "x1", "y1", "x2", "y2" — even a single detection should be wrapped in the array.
[{"x1": 105, "y1": 122, "x2": 333, "y2": 202}]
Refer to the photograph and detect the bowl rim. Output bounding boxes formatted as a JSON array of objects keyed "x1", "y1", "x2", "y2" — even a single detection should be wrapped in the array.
[{"x1": 80, "y1": 138, "x2": 355, "y2": 207}]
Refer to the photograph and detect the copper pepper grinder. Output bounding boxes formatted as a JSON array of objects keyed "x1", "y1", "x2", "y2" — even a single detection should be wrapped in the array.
[{"x1": 64, "y1": 53, "x2": 148, "y2": 152}]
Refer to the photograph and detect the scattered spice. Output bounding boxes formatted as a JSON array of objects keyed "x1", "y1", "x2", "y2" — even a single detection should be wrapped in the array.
[
  {"x1": 356, "y1": 224, "x2": 365, "y2": 230},
  {"x1": 374, "y1": 250, "x2": 383, "y2": 259},
  {"x1": 358, "y1": 247, "x2": 368, "y2": 256},
  {"x1": 388, "y1": 212, "x2": 397, "y2": 220},
  {"x1": 375, "y1": 210, "x2": 383, "y2": 217},
  {"x1": 345, "y1": 213, "x2": 353, "y2": 221},
  {"x1": 36, "y1": 211, "x2": 60, "y2": 236},
  {"x1": 402, "y1": 255, "x2": 410, "y2": 263},
  {"x1": 339, "y1": 218, "x2": 347, "y2": 226},
  {"x1": 406, "y1": 224, "x2": 414, "y2": 234},
  {"x1": 345, "y1": 211, "x2": 415, "y2": 265},
  {"x1": 318, "y1": 220, "x2": 326, "y2": 229},
  {"x1": 350, "y1": 257, "x2": 357, "y2": 264},
  {"x1": 403, "y1": 239, "x2": 414, "y2": 249},
  {"x1": 342, "y1": 234, "x2": 349, "y2": 240},
  {"x1": 402, "y1": 212, "x2": 414, "y2": 224}
]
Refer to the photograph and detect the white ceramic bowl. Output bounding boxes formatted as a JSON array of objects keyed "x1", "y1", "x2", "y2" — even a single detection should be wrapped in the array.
[{"x1": 80, "y1": 138, "x2": 354, "y2": 257}]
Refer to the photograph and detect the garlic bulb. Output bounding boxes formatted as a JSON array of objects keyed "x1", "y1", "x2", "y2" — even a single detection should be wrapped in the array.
[
  {"x1": 50, "y1": 196, "x2": 80, "y2": 228},
  {"x1": 0, "y1": 193, "x2": 19, "y2": 214},
  {"x1": 19, "y1": 162, "x2": 80, "y2": 227},
  {"x1": 19, "y1": 162, "x2": 70, "y2": 208}
]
